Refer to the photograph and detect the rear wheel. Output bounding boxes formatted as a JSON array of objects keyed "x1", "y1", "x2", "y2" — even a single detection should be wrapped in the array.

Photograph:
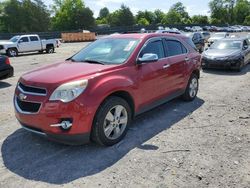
[
  {"x1": 46, "y1": 46, "x2": 54, "y2": 54},
  {"x1": 7, "y1": 48, "x2": 18, "y2": 57},
  {"x1": 182, "y1": 74, "x2": 199, "y2": 101},
  {"x1": 91, "y1": 96, "x2": 132, "y2": 146}
]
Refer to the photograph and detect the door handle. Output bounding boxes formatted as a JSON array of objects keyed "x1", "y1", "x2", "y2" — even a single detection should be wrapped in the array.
[
  {"x1": 185, "y1": 57, "x2": 190, "y2": 62},
  {"x1": 163, "y1": 64, "x2": 170, "y2": 69}
]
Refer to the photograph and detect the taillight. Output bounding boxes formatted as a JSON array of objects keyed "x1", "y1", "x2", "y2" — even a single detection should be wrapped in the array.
[{"x1": 5, "y1": 57, "x2": 10, "y2": 65}]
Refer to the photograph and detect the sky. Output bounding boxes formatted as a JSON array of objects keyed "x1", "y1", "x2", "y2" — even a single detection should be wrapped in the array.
[{"x1": 43, "y1": 0, "x2": 211, "y2": 18}]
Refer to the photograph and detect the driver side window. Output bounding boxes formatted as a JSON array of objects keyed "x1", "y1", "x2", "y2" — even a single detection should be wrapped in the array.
[
  {"x1": 140, "y1": 40, "x2": 165, "y2": 59},
  {"x1": 19, "y1": 37, "x2": 29, "y2": 43}
]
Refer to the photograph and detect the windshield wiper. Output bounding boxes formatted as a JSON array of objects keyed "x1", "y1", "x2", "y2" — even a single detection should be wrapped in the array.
[
  {"x1": 66, "y1": 57, "x2": 76, "y2": 62},
  {"x1": 82, "y1": 59, "x2": 105, "y2": 65}
]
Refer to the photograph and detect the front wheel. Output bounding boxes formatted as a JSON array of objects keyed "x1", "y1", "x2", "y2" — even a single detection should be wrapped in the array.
[
  {"x1": 7, "y1": 48, "x2": 18, "y2": 57},
  {"x1": 91, "y1": 96, "x2": 132, "y2": 146},
  {"x1": 182, "y1": 74, "x2": 199, "y2": 101}
]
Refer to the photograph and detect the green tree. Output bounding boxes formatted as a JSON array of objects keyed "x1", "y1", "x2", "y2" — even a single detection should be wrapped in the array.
[
  {"x1": 162, "y1": 9, "x2": 182, "y2": 25},
  {"x1": 136, "y1": 10, "x2": 156, "y2": 25},
  {"x1": 154, "y1": 9, "x2": 165, "y2": 25},
  {"x1": 107, "y1": 4, "x2": 134, "y2": 26},
  {"x1": 51, "y1": 0, "x2": 95, "y2": 30},
  {"x1": 234, "y1": 0, "x2": 250, "y2": 24},
  {"x1": 0, "y1": 0, "x2": 50, "y2": 32},
  {"x1": 192, "y1": 15, "x2": 209, "y2": 24},
  {"x1": 137, "y1": 18, "x2": 150, "y2": 26},
  {"x1": 243, "y1": 15, "x2": 250, "y2": 25},
  {"x1": 170, "y1": 2, "x2": 190, "y2": 23},
  {"x1": 209, "y1": 0, "x2": 235, "y2": 24},
  {"x1": 99, "y1": 7, "x2": 109, "y2": 19}
]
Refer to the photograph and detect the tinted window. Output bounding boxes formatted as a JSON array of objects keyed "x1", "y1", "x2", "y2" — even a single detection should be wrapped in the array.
[
  {"x1": 140, "y1": 40, "x2": 165, "y2": 59},
  {"x1": 20, "y1": 37, "x2": 29, "y2": 43},
  {"x1": 30, "y1": 36, "x2": 39, "y2": 41},
  {"x1": 164, "y1": 40, "x2": 187, "y2": 57}
]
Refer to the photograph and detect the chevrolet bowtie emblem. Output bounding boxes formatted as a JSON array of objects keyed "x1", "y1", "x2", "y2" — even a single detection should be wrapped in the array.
[{"x1": 19, "y1": 93, "x2": 27, "y2": 101}]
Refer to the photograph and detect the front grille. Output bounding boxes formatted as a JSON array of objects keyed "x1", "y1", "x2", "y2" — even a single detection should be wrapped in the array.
[
  {"x1": 16, "y1": 97, "x2": 41, "y2": 113},
  {"x1": 18, "y1": 82, "x2": 46, "y2": 96},
  {"x1": 0, "y1": 45, "x2": 4, "y2": 50}
]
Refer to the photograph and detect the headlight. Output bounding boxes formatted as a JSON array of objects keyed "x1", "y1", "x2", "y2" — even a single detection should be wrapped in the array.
[{"x1": 50, "y1": 79, "x2": 88, "y2": 103}]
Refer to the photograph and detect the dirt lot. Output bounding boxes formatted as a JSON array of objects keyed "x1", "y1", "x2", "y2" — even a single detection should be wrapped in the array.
[{"x1": 0, "y1": 42, "x2": 249, "y2": 188}]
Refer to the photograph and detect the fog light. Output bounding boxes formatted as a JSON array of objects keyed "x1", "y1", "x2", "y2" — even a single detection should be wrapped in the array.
[{"x1": 50, "y1": 121, "x2": 72, "y2": 130}]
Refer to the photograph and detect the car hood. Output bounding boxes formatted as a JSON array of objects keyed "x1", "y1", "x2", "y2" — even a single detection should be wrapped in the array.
[
  {"x1": 0, "y1": 41, "x2": 14, "y2": 45},
  {"x1": 203, "y1": 49, "x2": 241, "y2": 58},
  {"x1": 20, "y1": 61, "x2": 117, "y2": 86}
]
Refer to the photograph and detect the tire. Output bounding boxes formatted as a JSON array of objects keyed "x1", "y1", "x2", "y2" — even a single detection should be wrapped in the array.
[
  {"x1": 182, "y1": 74, "x2": 199, "y2": 101},
  {"x1": 7, "y1": 48, "x2": 18, "y2": 57},
  {"x1": 236, "y1": 61, "x2": 244, "y2": 72},
  {"x1": 91, "y1": 96, "x2": 132, "y2": 146},
  {"x1": 46, "y1": 46, "x2": 54, "y2": 54}
]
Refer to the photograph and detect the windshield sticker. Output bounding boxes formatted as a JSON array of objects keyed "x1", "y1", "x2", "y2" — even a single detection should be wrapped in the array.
[{"x1": 124, "y1": 41, "x2": 136, "y2": 51}]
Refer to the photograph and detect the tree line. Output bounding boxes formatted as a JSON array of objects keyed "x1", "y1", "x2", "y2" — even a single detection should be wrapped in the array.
[{"x1": 0, "y1": 0, "x2": 249, "y2": 33}]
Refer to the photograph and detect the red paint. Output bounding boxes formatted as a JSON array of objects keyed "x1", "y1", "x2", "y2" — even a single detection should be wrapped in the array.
[{"x1": 14, "y1": 33, "x2": 201, "y2": 140}]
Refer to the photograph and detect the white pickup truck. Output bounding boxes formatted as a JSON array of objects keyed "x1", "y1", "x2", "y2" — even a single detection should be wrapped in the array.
[{"x1": 0, "y1": 34, "x2": 58, "y2": 57}]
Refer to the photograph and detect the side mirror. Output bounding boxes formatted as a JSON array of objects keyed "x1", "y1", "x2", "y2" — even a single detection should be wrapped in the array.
[
  {"x1": 137, "y1": 53, "x2": 158, "y2": 64},
  {"x1": 18, "y1": 40, "x2": 23, "y2": 43}
]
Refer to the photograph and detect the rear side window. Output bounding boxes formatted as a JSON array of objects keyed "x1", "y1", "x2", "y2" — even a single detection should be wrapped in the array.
[
  {"x1": 30, "y1": 36, "x2": 39, "y2": 41},
  {"x1": 140, "y1": 40, "x2": 165, "y2": 59},
  {"x1": 164, "y1": 40, "x2": 187, "y2": 57}
]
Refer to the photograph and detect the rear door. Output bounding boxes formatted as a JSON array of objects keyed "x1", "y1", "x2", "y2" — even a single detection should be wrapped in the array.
[
  {"x1": 137, "y1": 38, "x2": 171, "y2": 107},
  {"x1": 163, "y1": 39, "x2": 189, "y2": 92},
  {"x1": 29, "y1": 36, "x2": 41, "y2": 51}
]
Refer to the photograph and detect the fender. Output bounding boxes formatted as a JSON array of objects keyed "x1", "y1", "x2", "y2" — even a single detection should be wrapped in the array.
[{"x1": 85, "y1": 74, "x2": 137, "y2": 110}]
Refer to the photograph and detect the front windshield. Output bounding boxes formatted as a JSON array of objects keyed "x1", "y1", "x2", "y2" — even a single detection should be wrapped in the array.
[
  {"x1": 210, "y1": 40, "x2": 242, "y2": 50},
  {"x1": 10, "y1": 36, "x2": 20, "y2": 43},
  {"x1": 213, "y1": 33, "x2": 225, "y2": 38},
  {"x1": 71, "y1": 38, "x2": 140, "y2": 65}
]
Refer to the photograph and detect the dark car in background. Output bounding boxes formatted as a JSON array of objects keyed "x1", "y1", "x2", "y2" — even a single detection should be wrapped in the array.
[
  {"x1": 201, "y1": 31, "x2": 211, "y2": 42},
  {"x1": 202, "y1": 38, "x2": 250, "y2": 71},
  {"x1": 185, "y1": 32, "x2": 205, "y2": 53},
  {"x1": 0, "y1": 56, "x2": 13, "y2": 80}
]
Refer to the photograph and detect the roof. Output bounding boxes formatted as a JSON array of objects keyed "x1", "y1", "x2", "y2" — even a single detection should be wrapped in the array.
[{"x1": 105, "y1": 33, "x2": 188, "y2": 40}]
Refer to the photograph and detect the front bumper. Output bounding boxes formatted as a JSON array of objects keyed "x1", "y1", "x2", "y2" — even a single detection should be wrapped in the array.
[
  {"x1": 14, "y1": 82, "x2": 98, "y2": 145},
  {"x1": 21, "y1": 123, "x2": 90, "y2": 145},
  {"x1": 201, "y1": 58, "x2": 241, "y2": 70}
]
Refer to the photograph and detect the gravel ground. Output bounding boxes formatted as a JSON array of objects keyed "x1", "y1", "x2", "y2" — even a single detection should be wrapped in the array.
[{"x1": 0, "y1": 42, "x2": 249, "y2": 188}]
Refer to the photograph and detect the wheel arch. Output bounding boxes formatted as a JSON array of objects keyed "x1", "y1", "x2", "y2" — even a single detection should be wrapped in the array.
[
  {"x1": 102, "y1": 90, "x2": 135, "y2": 119},
  {"x1": 192, "y1": 69, "x2": 200, "y2": 79}
]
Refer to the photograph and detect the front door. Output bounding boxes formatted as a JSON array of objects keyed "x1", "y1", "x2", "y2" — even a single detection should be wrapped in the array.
[
  {"x1": 136, "y1": 38, "x2": 172, "y2": 108},
  {"x1": 17, "y1": 37, "x2": 30, "y2": 52}
]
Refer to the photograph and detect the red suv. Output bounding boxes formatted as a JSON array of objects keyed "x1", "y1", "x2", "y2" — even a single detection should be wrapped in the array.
[{"x1": 14, "y1": 33, "x2": 201, "y2": 146}]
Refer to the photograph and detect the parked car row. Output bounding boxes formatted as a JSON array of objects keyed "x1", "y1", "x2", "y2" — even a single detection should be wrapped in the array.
[{"x1": 184, "y1": 25, "x2": 250, "y2": 33}]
